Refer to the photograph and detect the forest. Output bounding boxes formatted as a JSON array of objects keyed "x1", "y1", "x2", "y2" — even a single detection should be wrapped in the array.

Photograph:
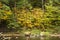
[{"x1": 0, "y1": 0, "x2": 60, "y2": 34}]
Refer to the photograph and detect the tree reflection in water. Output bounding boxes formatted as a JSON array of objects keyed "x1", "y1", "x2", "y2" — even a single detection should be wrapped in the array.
[{"x1": 0, "y1": 36, "x2": 60, "y2": 40}]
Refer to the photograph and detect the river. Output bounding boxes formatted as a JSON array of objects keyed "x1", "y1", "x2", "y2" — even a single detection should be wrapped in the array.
[{"x1": 10, "y1": 36, "x2": 60, "y2": 40}]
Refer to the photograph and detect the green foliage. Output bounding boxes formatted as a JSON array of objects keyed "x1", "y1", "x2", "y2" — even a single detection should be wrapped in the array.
[
  {"x1": 16, "y1": 0, "x2": 32, "y2": 8},
  {"x1": 0, "y1": 0, "x2": 60, "y2": 33},
  {"x1": 29, "y1": 0, "x2": 42, "y2": 8},
  {"x1": 0, "y1": 3, "x2": 12, "y2": 20},
  {"x1": 44, "y1": 0, "x2": 60, "y2": 32}
]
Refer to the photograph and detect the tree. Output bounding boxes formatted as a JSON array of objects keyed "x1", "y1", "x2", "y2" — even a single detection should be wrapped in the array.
[{"x1": 44, "y1": 0, "x2": 60, "y2": 32}]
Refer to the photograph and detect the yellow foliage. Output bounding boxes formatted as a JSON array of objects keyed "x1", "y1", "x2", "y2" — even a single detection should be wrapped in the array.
[
  {"x1": 17, "y1": 8, "x2": 44, "y2": 28},
  {"x1": 0, "y1": 2, "x2": 3, "y2": 8},
  {"x1": 0, "y1": 8, "x2": 12, "y2": 20},
  {"x1": 17, "y1": 18, "x2": 24, "y2": 21},
  {"x1": 34, "y1": 22, "x2": 40, "y2": 26},
  {"x1": 4, "y1": 10, "x2": 12, "y2": 15},
  {"x1": 28, "y1": 24, "x2": 33, "y2": 28},
  {"x1": 2, "y1": 16, "x2": 8, "y2": 20}
]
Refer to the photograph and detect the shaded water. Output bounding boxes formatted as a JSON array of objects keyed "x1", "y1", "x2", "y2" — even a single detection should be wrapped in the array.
[
  {"x1": 49, "y1": 37, "x2": 60, "y2": 40},
  {"x1": 10, "y1": 36, "x2": 60, "y2": 40},
  {"x1": 0, "y1": 36, "x2": 60, "y2": 40}
]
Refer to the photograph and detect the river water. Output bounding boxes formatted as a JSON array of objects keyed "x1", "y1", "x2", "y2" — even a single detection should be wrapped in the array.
[
  {"x1": 0, "y1": 35, "x2": 60, "y2": 40},
  {"x1": 10, "y1": 36, "x2": 60, "y2": 40}
]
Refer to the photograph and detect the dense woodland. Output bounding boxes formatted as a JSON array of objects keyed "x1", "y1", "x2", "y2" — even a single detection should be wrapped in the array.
[{"x1": 0, "y1": 0, "x2": 60, "y2": 33}]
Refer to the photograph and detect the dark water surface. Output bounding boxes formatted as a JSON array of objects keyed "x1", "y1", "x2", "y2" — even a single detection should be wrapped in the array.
[
  {"x1": 0, "y1": 36, "x2": 60, "y2": 40},
  {"x1": 10, "y1": 36, "x2": 60, "y2": 40}
]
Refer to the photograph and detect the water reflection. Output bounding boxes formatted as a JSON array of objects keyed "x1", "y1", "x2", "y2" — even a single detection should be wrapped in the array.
[
  {"x1": 49, "y1": 37, "x2": 60, "y2": 40},
  {"x1": 10, "y1": 36, "x2": 60, "y2": 40},
  {"x1": 0, "y1": 36, "x2": 60, "y2": 40}
]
